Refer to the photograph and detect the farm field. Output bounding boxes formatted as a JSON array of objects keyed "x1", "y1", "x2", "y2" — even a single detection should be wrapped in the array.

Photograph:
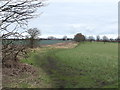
[
  {"x1": 20, "y1": 42, "x2": 118, "y2": 88},
  {"x1": 40, "y1": 40, "x2": 72, "y2": 45},
  {"x1": 2, "y1": 40, "x2": 72, "y2": 45},
  {"x1": 1, "y1": 0, "x2": 118, "y2": 89}
]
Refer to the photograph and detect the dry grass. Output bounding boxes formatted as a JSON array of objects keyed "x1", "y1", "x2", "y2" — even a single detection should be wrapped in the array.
[
  {"x1": 41, "y1": 42, "x2": 78, "y2": 49},
  {"x1": 2, "y1": 62, "x2": 53, "y2": 88}
]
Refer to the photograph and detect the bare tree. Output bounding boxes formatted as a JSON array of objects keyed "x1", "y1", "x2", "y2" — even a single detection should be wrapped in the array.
[
  {"x1": 0, "y1": 0, "x2": 45, "y2": 67},
  {"x1": 88, "y1": 36, "x2": 95, "y2": 42},
  {"x1": 48, "y1": 36, "x2": 56, "y2": 40},
  {"x1": 103, "y1": 36, "x2": 108, "y2": 44},
  {"x1": 63, "y1": 36, "x2": 67, "y2": 40},
  {"x1": 110, "y1": 38, "x2": 114, "y2": 42},
  {"x1": 116, "y1": 36, "x2": 120, "y2": 42},
  {"x1": 96, "y1": 35, "x2": 100, "y2": 41},
  {"x1": 27, "y1": 28, "x2": 40, "y2": 48},
  {"x1": 0, "y1": 0, "x2": 44, "y2": 34}
]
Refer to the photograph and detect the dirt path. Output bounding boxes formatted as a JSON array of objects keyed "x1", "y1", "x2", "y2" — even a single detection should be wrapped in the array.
[
  {"x1": 41, "y1": 56, "x2": 66, "y2": 88},
  {"x1": 32, "y1": 42, "x2": 82, "y2": 88},
  {"x1": 35, "y1": 52, "x2": 83, "y2": 88}
]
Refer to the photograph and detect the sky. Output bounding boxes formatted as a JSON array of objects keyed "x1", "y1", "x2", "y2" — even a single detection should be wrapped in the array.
[{"x1": 27, "y1": 0, "x2": 119, "y2": 39}]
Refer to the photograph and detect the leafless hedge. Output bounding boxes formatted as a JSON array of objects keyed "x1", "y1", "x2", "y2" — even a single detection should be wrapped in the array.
[{"x1": 0, "y1": 0, "x2": 45, "y2": 67}]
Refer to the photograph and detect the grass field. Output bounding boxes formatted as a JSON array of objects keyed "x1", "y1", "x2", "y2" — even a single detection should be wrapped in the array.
[{"x1": 21, "y1": 42, "x2": 118, "y2": 88}]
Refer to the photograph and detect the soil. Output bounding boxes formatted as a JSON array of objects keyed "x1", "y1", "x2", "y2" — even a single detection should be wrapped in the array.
[{"x1": 2, "y1": 60, "x2": 38, "y2": 88}]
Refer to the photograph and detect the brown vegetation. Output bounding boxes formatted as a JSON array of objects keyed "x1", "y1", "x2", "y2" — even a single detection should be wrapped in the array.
[{"x1": 41, "y1": 42, "x2": 78, "y2": 49}]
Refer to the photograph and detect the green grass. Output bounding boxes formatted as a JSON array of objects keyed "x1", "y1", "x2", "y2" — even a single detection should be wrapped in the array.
[
  {"x1": 54, "y1": 42, "x2": 118, "y2": 88},
  {"x1": 21, "y1": 42, "x2": 118, "y2": 88}
]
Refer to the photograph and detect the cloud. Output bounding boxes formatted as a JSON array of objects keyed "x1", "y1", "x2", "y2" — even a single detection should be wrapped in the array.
[
  {"x1": 26, "y1": 0, "x2": 118, "y2": 39},
  {"x1": 48, "y1": 0, "x2": 118, "y2": 3},
  {"x1": 65, "y1": 23, "x2": 96, "y2": 35},
  {"x1": 99, "y1": 34, "x2": 118, "y2": 39},
  {"x1": 71, "y1": 24, "x2": 96, "y2": 31}
]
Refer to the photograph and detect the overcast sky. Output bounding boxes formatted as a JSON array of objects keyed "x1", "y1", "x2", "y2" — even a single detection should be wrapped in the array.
[{"x1": 27, "y1": 0, "x2": 119, "y2": 39}]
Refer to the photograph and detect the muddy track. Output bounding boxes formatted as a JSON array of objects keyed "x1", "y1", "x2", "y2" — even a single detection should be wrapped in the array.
[
  {"x1": 37, "y1": 55, "x2": 84, "y2": 88},
  {"x1": 40, "y1": 56, "x2": 67, "y2": 88}
]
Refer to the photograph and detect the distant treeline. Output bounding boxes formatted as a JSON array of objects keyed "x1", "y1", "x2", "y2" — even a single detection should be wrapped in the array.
[
  {"x1": 1, "y1": 38, "x2": 73, "y2": 46},
  {"x1": 2, "y1": 38, "x2": 73, "y2": 41},
  {"x1": 2, "y1": 38, "x2": 120, "y2": 42},
  {"x1": 40, "y1": 38, "x2": 73, "y2": 40}
]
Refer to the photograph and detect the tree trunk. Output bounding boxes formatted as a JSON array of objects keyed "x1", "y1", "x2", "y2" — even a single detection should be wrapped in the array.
[{"x1": 30, "y1": 38, "x2": 34, "y2": 48}]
